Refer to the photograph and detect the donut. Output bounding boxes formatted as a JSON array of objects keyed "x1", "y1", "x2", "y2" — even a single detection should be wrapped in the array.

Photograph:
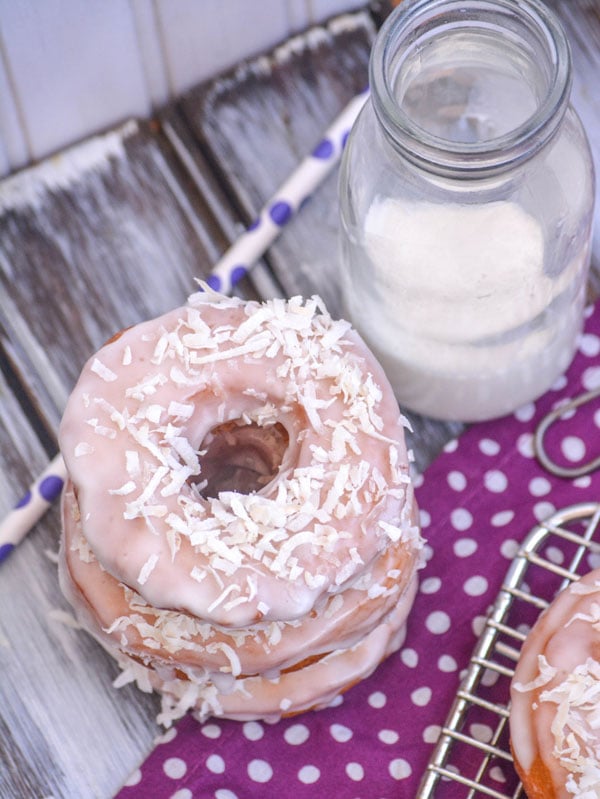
[
  {"x1": 510, "y1": 568, "x2": 600, "y2": 798},
  {"x1": 58, "y1": 289, "x2": 423, "y2": 724}
]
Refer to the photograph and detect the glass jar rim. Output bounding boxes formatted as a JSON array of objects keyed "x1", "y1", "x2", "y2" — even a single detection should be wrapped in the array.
[{"x1": 370, "y1": 0, "x2": 572, "y2": 175}]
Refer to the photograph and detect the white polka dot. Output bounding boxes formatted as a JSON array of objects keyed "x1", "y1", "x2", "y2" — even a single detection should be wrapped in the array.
[
  {"x1": 401, "y1": 648, "x2": 418, "y2": 668},
  {"x1": 490, "y1": 766, "x2": 507, "y2": 783},
  {"x1": 298, "y1": 765, "x2": 320, "y2": 784},
  {"x1": 556, "y1": 372, "x2": 571, "y2": 391},
  {"x1": 379, "y1": 729, "x2": 399, "y2": 744},
  {"x1": 419, "y1": 508, "x2": 431, "y2": 528},
  {"x1": 515, "y1": 402, "x2": 535, "y2": 422},
  {"x1": 545, "y1": 546, "x2": 564, "y2": 565},
  {"x1": 215, "y1": 791, "x2": 238, "y2": 799},
  {"x1": 201, "y1": 724, "x2": 222, "y2": 740},
  {"x1": 423, "y1": 725, "x2": 441, "y2": 744},
  {"x1": 163, "y1": 757, "x2": 187, "y2": 780},
  {"x1": 346, "y1": 762, "x2": 364, "y2": 781},
  {"x1": 580, "y1": 335, "x2": 598, "y2": 357},
  {"x1": 472, "y1": 615, "x2": 487, "y2": 636},
  {"x1": 471, "y1": 723, "x2": 493, "y2": 743},
  {"x1": 562, "y1": 435, "x2": 586, "y2": 462},
  {"x1": 123, "y1": 769, "x2": 142, "y2": 787},
  {"x1": 330, "y1": 723, "x2": 353, "y2": 743},
  {"x1": 464, "y1": 575, "x2": 488, "y2": 597},
  {"x1": 155, "y1": 727, "x2": 178, "y2": 744},
  {"x1": 500, "y1": 539, "x2": 519, "y2": 558},
  {"x1": 243, "y1": 721, "x2": 264, "y2": 741},
  {"x1": 517, "y1": 433, "x2": 535, "y2": 458},
  {"x1": 248, "y1": 759, "x2": 273, "y2": 783},
  {"x1": 481, "y1": 668, "x2": 500, "y2": 687},
  {"x1": 552, "y1": 398, "x2": 576, "y2": 420},
  {"x1": 450, "y1": 508, "x2": 473, "y2": 531},
  {"x1": 484, "y1": 470, "x2": 508, "y2": 493},
  {"x1": 479, "y1": 438, "x2": 500, "y2": 456},
  {"x1": 447, "y1": 470, "x2": 467, "y2": 491},
  {"x1": 443, "y1": 439, "x2": 459, "y2": 453},
  {"x1": 438, "y1": 655, "x2": 457, "y2": 672},
  {"x1": 529, "y1": 476, "x2": 551, "y2": 497},
  {"x1": 284, "y1": 724, "x2": 310, "y2": 745},
  {"x1": 589, "y1": 552, "x2": 600, "y2": 570},
  {"x1": 412, "y1": 471, "x2": 425, "y2": 488},
  {"x1": 426, "y1": 611, "x2": 451, "y2": 634},
  {"x1": 583, "y1": 365, "x2": 600, "y2": 391},
  {"x1": 206, "y1": 754, "x2": 225, "y2": 774},
  {"x1": 574, "y1": 475, "x2": 592, "y2": 488},
  {"x1": 327, "y1": 693, "x2": 344, "y2": 708},
  {"x1": 454, "y1": 538, "x2": 477, "y2": 557},
  {"x1": 368, "y1": 691, "x2": 387, "y2": 708},
  {"x1": 411, "y1": 686, "x2": 432, "y2": 707},
  {"x1": 491, "y1": 510, "x2": 514, "y2": 527},
  {"x1": 534, "y1": 501, "x2": 555, "y2": 522},
  {"x1": 420, "y1": 576, "x2": 441, "y2": 594},
  {"x1": 389, "y1": 758, "x2": 412, "y2": 780},
  {"x1": 170, "y1": 789, "x2": 193, "y2": 799}
]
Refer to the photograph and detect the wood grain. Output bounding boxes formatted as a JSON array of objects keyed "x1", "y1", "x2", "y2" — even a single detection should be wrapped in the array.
[{"x1": 0, "y1": 118, "x2": 247, "y2": 441}]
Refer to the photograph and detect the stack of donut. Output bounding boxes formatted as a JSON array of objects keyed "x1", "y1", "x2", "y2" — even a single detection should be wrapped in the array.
[
  {"x1": 510, "y1": 568, "x2": 600, "y2": 798},
  {"x1": 58, "y1": 289, "x2": 423, "y2": 724}
]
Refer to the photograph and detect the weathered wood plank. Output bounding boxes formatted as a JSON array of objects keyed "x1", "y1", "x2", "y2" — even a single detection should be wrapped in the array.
[
  {"x1": 0, "y1": 360, "x2": 160, "y2": 799},
  {"x1": 0, "y1": 118, "x2": 249, "y2": 439}
]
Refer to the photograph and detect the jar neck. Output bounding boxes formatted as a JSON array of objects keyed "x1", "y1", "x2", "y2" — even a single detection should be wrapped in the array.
[{"x1": 370, "y1": 0, "x2": 572, "y2": 177}]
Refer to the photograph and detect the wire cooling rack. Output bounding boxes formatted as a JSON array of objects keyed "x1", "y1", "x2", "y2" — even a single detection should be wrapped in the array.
[{"x1": 417, "y1": 501, "x2": 600, "y2": 798}]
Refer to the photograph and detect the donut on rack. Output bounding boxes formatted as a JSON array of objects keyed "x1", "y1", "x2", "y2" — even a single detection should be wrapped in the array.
[
  {"x1": 58, "y1": 288, "x2": 423, "y2": 724},
  {"x1": 510, "y1": 567, "x2": 600, "y2": 798}
]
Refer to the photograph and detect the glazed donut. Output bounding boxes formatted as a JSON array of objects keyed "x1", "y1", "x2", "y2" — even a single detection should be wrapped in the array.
[
  {"x1": 510, "y1": 568, "x2": 600, "y2": 798},
  {"x1": 58, "y1": 289, "x2": 422, "y2": 723}
]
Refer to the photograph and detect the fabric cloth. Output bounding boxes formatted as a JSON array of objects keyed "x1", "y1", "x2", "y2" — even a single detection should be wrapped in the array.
[{"x1": 116, "y1": 304, "x2": 600, "y2": 799}]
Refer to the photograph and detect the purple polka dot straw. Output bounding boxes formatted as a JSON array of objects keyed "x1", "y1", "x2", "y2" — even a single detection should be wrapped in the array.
[
  {"x1": 0, "y1": 453, "x2": 67, "y2": 563},
  {"x1": 208, "y1": 89, "x2": 369, "y2": 294}
]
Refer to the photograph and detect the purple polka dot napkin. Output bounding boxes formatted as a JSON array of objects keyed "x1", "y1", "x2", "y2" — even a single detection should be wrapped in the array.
[{"x1": 116, "y1": 305, "x2": 600, "y2": 799}]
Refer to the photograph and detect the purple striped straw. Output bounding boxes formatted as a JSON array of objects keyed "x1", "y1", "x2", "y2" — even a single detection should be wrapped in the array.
[{"x1": 0, "y1": 89, "x2": 369, "y2": 563}]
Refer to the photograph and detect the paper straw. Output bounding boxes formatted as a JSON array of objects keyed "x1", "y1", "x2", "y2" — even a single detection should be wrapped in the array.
[
  {"x1": 206, "y1": 88, "x2": 369, "y2": 294},
  {"x1": 0, "y1": 89, "x2": 369, "y2": 563},
  {"x1": 0, "y1": 453, "x2": 67, "y2": 563}
]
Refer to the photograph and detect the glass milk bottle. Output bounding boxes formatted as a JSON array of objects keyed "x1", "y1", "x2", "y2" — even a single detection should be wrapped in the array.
[{"x1": 338, "y1": 0, "x2": 595, "y2": 422}]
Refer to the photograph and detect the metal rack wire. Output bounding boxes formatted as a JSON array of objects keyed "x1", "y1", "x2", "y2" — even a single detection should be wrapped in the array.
[{"x1": 417, "y1": 501, "x2": 600, "y2": 798}]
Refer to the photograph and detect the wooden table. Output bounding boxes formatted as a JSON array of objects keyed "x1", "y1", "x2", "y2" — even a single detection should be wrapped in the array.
[{"x1": 0, "y1": 3, "x2": 598, "y2": 797}]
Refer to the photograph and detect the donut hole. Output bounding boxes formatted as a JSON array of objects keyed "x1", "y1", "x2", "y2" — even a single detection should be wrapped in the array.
[{"x1": 196, "y1": 420, "x2": 289, "y2": 498}]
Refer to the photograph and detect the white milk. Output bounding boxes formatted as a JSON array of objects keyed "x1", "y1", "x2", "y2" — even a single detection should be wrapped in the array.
[{"x1": 342, "y1": 197, "x2": 587, "y2": 421}]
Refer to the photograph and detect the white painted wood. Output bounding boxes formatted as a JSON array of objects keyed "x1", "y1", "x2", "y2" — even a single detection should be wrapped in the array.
[
  {"x1": 307, "y1": 0, "x2": 368, "y2": 23},
  {"x1": 130, "y1": 0, "x2": 171, "y2": 109},
  {"x1": 0, "y1": 0, "x2": 152, "y2": 163},
  {"x1": 152, "y1": 0, "x2": 296, "y2": 95},
  {"x1": 0, "y1": 31, "x2": 30, "y2": 173}
]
